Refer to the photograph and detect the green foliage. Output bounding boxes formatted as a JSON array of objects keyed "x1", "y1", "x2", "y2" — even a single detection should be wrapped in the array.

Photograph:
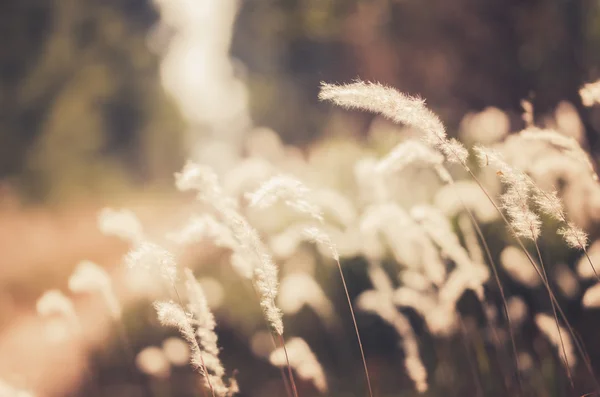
[{"x1": 0, "y1": 0, "x2": 184, "y2": 202}]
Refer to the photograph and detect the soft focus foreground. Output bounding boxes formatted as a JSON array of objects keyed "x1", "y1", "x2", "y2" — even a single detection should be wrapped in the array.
[{"x1": 3, "y1": 1, "x2": 600, "y2": 397}]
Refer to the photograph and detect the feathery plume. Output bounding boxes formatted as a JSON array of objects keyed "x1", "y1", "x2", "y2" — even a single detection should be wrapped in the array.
[
  {"x1": 376, "y1": 139, "x2": 448, "y2": 181},
  {"x1": 474, "y1": 146, "x2": 541, "y2": 240},
  {"x1": 247, "y1": 175, "x2": 323, "y2": 222},
  {"x1": 270, "y1": 338, "x2": 328, "y2": 393},
  {"x1": 175, "y1": 161, "x2": 223, "y2": 198},
  {"x1": 68, "y1": 260, "x2": 121, "y2": 319},
  {"x1": 557, "y1": 223, "x2": 589, "y2": 250},
  {"x1": 98, "y1": 208, "x2": 144, "y2": 243},
  {"x1": 185, "y1": 269, "x2": 236, "y2": 396},
  {"x1": 154, "y1": 301, "x2": 198, "y2": 360},
  {"x1": 518, "y1": 127, "x2": 598, "y2": 181},
  {"x1": 477, "y1": 141, "x2": 592, "y2": 254},
  {"x1": 303, "y1": 226, "x2": 340, "y2": 261},
  {"x1": 168, "y1": 214, "x2": 237, "y2": 249},
  {"x1": 125, "y1": 241, "x2": 178, "y2": 283},
  {"x1": 319, "y1": 80, "x2": 468, "y2": 164},
  {"x1": 175, "y1": 162, "x2": 283, "y2": 334}
]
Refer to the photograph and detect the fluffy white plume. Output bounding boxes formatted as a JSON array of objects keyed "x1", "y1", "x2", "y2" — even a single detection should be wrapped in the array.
[
  {"x1": 303, "y1": 226, "x2": 340, "y2": 261},
  {"x1": 185, "y1": 269, "x2": 235, "y2": 396},
  {"x1": 125, "y1": 241, "x2": 178, "y2": 283},
  {"x1": 247, "y1": 175, "x2": 323, "y2": 222},
  {"x1": 155, "y1": 300, "x2": 237, "y2": 395},
  {"x1": 474, "y1": 146, "x2": 541, "y2": 240},
  {"x1": 376, "y1": 140, "x2": 448, "y2": 182},
  {"x1": 518, "y1": 128, "x2": 597, "y2": 181},
  {"x1": 175, "y1": 162, "x2": 283, "y2": 335},
  {"x1": 154, "y1": 301, "x2": 197, "y2": 353},
  {"x1": 175, "y1": 162, "x2": 229, "y2": 206},
  {"x1": 168, "y1": 214, "x2": 237, "y2": 250},
  {"x1": 319, "y1": 80, "x2": 468, "y2": 164}
]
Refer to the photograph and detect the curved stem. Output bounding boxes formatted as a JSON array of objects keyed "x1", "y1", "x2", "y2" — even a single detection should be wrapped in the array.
[
  {"x1": 334, "y1": 257, "x2": 374, "y2": 397},
  {"x1": 448, "y1": 176, "x2": 522, "y2": 392},
  {"x1": 466, "y1": 169, "x2": 600, "y2": 392},
  {"x1": 532, "y1": 239, "x2": 574, "y2": 388},
  {"x1": 278, "y1": 334, "x2": 300, "y2": 397}
]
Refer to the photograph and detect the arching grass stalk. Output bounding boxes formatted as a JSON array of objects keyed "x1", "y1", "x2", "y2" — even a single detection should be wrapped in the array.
[
  {"x1": 174, "y1": 163, "x2": 299, "y2": 397},
  {"x1": 465, "y1": 169, "x2": 600, "y2": 393},
  {"x1": 317, "y1": 80, "x2": 598, "y2": 391},
  {"x1": 247, "y1": 174, "x2": 375, "y2": 397},
  {"x1": 334, "y1": 255, "x2": 374, "y2": 397},
  {"x1": 172, "y1": 286, "x2": 217, "y2": 397},
  {"x1": 531, "y1": 236, "x2": 574, "y2": 387},
  {"x1": 304, "y1": 228, "x2": 374, "y2": 397},
  {"x1": 445, "y1": 175, "x2": 522, "y2": 392},
  {"x1": 430, "y1": 133, "x2": 581, "y2": 390},
  {"x1": 531, "y1": 183, "x2": 599, "y2": 282},
  {"x1": 278, "y1": 334, "x2": 300, "y2": 397}
]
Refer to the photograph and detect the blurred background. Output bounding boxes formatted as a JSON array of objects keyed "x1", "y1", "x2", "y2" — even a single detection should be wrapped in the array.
[{"x1": 3, "y1": 0, "x2": 600, "y2": 396}]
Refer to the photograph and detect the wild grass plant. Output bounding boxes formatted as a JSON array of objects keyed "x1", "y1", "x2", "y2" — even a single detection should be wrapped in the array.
[{"x1": 11, "y1": 79, "x2": 600, "y2": 397}]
